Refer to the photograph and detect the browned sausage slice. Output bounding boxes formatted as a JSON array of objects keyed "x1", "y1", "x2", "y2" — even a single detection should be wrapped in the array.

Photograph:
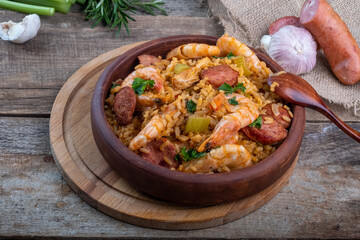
[
  {"x1": 138, "y1": 54, "x2": 161, "y2": 67},
  {"x1": 241, "y1": 116, "x2": 288, "y2": 145},
  {"x1": 262, "y1": 103, "x2": 292, "y2": 128},
  {"x1": 201, "y1": 65, "x2": 239, "y2": 88},
  {"x1": 300, "y1": 0, "x2": 360, "y2": 85},
  {"x1": 269, "y1": 16, "x2": 302, "y2": 35},
  {"x1": 113, "y1": 86, "x2": 136, "y2": 125},
  {"x1": 141, "y1": 138, "x2": 179, "y2": 168}
]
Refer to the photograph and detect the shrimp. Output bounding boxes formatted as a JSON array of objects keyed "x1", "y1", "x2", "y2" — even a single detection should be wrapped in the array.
[
  {"x1": 198, "y1": 93, "x2": 259, "y2": 152},
  {"x1": 216, "y1": 33, "x2": 262, "y2": 72},
  {"x1": 121, "y1": 66, "x2": 168, "y2": 107},
  {"x1": 172, "y1": 57, "x2": 212, "y2": 90},
  {"x1": 166, "y1": 43, "x2": 220, "y2": 60},
  {"x1": 180, "y1": 144, "x2": 252, "y2": 173},
  {"x1": 129, "y1": 103, "x2": 178, "y2": 151},
  {"x1": 121, "y1": 66, "x2": 164, "y2": 92}
]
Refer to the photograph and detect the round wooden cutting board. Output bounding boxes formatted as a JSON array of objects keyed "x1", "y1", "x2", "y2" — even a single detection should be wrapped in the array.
[{"x1": 49, "y1": 42, "x2": 298, "y2": 230}]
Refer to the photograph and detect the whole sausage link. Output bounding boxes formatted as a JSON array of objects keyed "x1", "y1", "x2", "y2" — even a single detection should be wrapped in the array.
[{"x1": 300, "y1": 0, "x2": 360, "y2": 85}]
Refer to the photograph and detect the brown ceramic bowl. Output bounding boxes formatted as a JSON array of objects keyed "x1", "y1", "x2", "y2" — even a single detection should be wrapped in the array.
[{"x1": 91, "y1": 35, "x2": 305, "y2": 206}]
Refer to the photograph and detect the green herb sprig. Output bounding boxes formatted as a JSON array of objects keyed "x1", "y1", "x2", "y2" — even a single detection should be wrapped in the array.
[
  {"x1": 83, "y1": 0, "x2": 167, "y2": 36},
  {"x1": 132, "y1": 77, "x2": 154, "y2": 95},
  {"x1": 175, "y1": 148, "x2": 206, "y2": 162},
  {"x1": 218, "y1": 83, "x2": 246, "y2": 95},
  {"x1": 249, "y1": 116, "x2": 262, "y2": 129},
  {"x1": 213, "y1": 52, "x2": 235, "y2": 59}
]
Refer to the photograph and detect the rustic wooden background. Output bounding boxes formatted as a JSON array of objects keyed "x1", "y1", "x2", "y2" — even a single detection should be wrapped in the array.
[{"x1": 0, "y1": 0, "x2": 359, "y2": 238}]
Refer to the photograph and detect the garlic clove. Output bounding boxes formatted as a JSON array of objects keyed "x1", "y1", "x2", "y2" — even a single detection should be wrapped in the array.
[
  {"x1": 7, "y1": 22, "x2": 26, "y2": 41},
  {"x1": 260, "y1": 35, "x2": 272, "y2": 53},
  {"x1": 0, "y1": 21, "x2": 18, "y2": 41},
  {"x1": 0, "y1": 14, "x2": 41, "y2": 44},
  {"x1": 264, "y1": 25, "x2": 317, "y2": 75}
]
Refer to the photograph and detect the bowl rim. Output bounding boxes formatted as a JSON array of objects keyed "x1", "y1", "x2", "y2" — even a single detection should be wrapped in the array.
[{"x1": 91, "y1": 35, "x2": 305, "y2": 186}]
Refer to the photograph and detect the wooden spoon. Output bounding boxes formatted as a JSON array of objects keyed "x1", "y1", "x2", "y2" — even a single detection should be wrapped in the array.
[{"x1": 267, "y1": 72, "x2": 360, "y2": 143}]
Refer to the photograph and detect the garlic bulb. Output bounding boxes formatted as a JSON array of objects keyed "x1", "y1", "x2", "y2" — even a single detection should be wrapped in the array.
[
  {"x1": 262, "y1": 25, "x2": 317, "y2": 75},
  {"x1": 0, "y1": 14, "x2": 41, "y2": 44}
]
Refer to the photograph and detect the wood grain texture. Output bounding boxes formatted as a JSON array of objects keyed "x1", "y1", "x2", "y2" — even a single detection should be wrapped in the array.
[
  {"x1": 0, "y1": 6, "x2": 358, "y2": 121},
  {"x1": 0, "y1": 0, "x2": 359, "y2": 237},
  {"x1": 1, "y1": 118, "x2": 359, "y2": 237},
  {"x1": 0, "y1": 11, "x2": 223, "y2": 116}
]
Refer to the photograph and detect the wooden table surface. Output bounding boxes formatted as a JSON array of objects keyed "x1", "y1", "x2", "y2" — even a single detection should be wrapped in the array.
[{"x1": 0, "y1": 1, "x2": 359, "y2": 239}]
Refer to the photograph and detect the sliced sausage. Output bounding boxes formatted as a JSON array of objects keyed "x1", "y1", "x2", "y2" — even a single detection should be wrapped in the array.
[
  {"x1": 300, "y1": 0, "x2": 360, "y2": 85},
  {"x1": 269, "y1": 16, "x2": 302, "y2": 35},
  {"x1": 241, "y1": 116, "x2": 288, "y2": 145},
  {"x1": 141, "y1": 138, "x2": 179, "y2": 168},
  {"x1": 138, "y1": 54, "x2": 161, "y2": 67},
  {"x1": 113, "y1": 86, "x2": 136, "y2": 125},
  {"x1": 262, "y1": 103, "x2": 292, "y2": 128},
  {"x1": 201, "y1": 65, "x2": 239, "y2": 88}
]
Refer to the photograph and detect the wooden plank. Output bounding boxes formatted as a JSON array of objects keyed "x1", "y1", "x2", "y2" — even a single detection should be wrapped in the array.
[
  {"x1": 1, "y1": 9, "x2": 358, "y2": 122},
  {"x1": 0, "y1": 11, "x2": 223, "y2": 116},
  {"x1": 0, "y1": 117, "x2": 359, "y2": 238},
  {"x1": 306, "y1": 104, "x2": 360, "y2": 122}
]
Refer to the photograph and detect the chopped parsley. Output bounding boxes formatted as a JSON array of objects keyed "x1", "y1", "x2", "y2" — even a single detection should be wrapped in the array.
[
  {"x1": 131, "y1": 77, "x2": 155, "y2": 95},
  {"x1": 225, "y1": 52, "x2": 235, "y2": 59},
  {"x1": 233, "y1": 83, "x2": 246, "y2": 94},
  {"x1": 212, "y1": 52, "x2": 235, "y2": 59},
  {"x1": 186, "y1": 100, "x2": 197, "y2": 113},
  {"x1": 218, "y1": 83, "x2": 246, "y2": 95},
  {"x1": 213, "y1": 146, "x2": 221, "y2": 149},
  {"x1": 111, "y1": 84, "x2": 120, "y2": 89},
  {"x1": 228, "y1": 97, "x2": 239, "y2": 105},
  {"x1": 175, "y1": 148, "x2": 206, "y2": 162},
  {"x1": 249, "y1": 116, "x2": 262, "y2": 129}
]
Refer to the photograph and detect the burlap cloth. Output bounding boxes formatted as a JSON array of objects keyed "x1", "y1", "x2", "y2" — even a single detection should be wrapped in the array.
[{"x1": 208, "y1": 0, "x2": 360, "y2": 115}]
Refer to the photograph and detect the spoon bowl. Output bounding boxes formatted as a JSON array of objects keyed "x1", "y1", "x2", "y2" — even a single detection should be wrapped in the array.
[{"x1": 267, "y1": 72, "x2": 360, "y2": 143}]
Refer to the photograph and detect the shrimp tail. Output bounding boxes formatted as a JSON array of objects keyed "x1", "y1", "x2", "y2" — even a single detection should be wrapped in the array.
[{"x1": 216, "y1": 33, "x2": 262, "y2": 72}]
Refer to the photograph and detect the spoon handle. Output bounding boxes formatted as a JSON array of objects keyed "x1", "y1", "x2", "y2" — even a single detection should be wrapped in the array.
[{"x1": 316, "y1": 104, "x2": 360, "y2": 143}]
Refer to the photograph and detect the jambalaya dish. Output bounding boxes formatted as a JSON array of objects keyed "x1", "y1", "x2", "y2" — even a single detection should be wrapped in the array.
[{"x1": 104, "y1": 34, "x2": 293, "y2": 174}]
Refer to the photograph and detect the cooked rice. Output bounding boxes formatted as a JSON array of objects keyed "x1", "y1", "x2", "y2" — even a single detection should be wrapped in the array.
[{"x1": 105, "y1": 52, "x2": 290, "y2": 173}]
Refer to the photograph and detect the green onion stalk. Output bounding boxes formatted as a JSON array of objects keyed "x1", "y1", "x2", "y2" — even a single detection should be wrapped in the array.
[
  {"x1": 14, "y1": 0, "x2": 75, "y2": 14},
  {"x1": 0, "y1": 0, "x2": 55, "y2": 15}
]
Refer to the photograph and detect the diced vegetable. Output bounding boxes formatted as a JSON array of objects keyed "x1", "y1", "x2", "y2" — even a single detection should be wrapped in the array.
[
  {"x1": 233, "y1": 56, "x2": 253, "y2": 77},
  {"x1": 186, "y1": 100, "x2": 197, "y2": 113},
  {"x1": 175, "y1": 147, "x2": 206, "y2": 162},
  {"x1": 249, "y1": 116, "x2": 262, "y2": 129},
  {"x1": 174, "y1": 63, "x2": 190, "y2": 75},
  {"x1": 210, "y1": 93, "x2": 224, "y2": 111},
  {"x1": 185, "y1": 116, "x2": 210, "y2": 133}
]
